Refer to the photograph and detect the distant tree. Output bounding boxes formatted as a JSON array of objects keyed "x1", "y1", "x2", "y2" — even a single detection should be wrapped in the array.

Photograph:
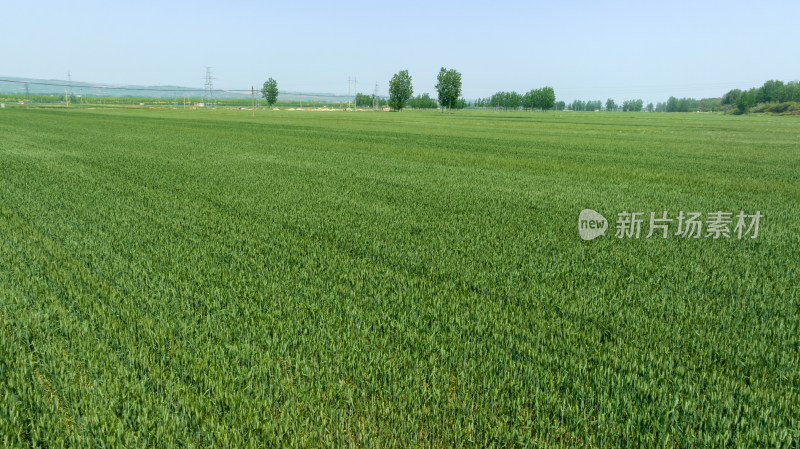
[
  {"x1": 435, "y1": 67, "x2": 463, "y2": 112},
  {"x1": 787, "y1": 81, "x2": 800, "y2": 102},
  {"x1": 734, "y1": 90, "x2": 756, "y2": 114},
  {"x1": 507, "y1": 92, "x2": 522, "y2": 109},
  {"x1": 573, "y1": 100, "x2": 600, "y2": 111},
  {"x1": 474, "y1": 97, "x2": 491, "y2": 108},
  {"x1": 539, "y1": 86, "x2": 556, "y2": 110},
  {"x1": 698, "y1": 98, "x2": 721, "y2": 112},
  {"x1": 756, "y1": 80, "x2": 785, "y2": 104},
  {"x1": 555, "y1": 101, "x2": 566, "y2": 111},
  {"x1": 605, "y1": 98, "x2": 617, "y2": 111},
  {"x1": 388, "y1": 70, "x2": 413, "y2": 111},
  {"x1": 646, "y1": 102, "x2": 654, "y2": 112},
  {"x1": 261, "y1": 78, "x2": 279, "y2": 106},
  {"x1": 492, "y1": 91, "x2": 522, "y2": 110},
  {"x1": 355, "y1": 93, "x2": 373, "y2": 107},
  {"x1": 723, "y1": 80, "x2": 800, "y2": 112},
  {"x1": 666, "y1": 96, "x2": 678, "y2": 112},
  {"x1": 571, "y1": 100, "x2": 586, "y2": 111},
  {"x1": 664, "y1": 96, "x2": 700, "y2": 112},
  {"x1": 734, "y1": 94, "x2": 749, "y2": 114},
  {"x1": 622, "y1": 99, "x2": 643, "y2": 112},
  {"x1": 408, "y1": 93, "x2": 438, "y2": 109},
  {"x1": 721, "y1": 89, "x2": 743, "y2": 106},
  {"x1": 492, "y1": 92, "x2": 503, "y2": 109},
  {"x1": 522, "y1": 89, "x2": 537, "y2": 110}
]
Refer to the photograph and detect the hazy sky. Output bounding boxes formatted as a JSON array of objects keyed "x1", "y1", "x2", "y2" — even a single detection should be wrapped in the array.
[{"x1": 2, "y1": 0, "x2": 798, "y2": 103}]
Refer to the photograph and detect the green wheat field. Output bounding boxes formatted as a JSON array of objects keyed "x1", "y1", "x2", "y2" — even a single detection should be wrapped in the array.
[{"x1": 1, "y1": 107, "x2": 798, "y2": 447}]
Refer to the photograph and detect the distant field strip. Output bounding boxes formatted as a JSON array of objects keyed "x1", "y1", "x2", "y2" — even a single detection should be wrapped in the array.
[{"x1": 0, "y1": 108, "x2": 798, "y2": 447}]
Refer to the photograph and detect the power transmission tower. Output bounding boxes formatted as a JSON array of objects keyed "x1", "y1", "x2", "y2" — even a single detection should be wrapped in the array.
[
  {"x1": 204, "y1": 67, "x2": 215, "y2": 107},
  {"x1": 67, "y1": 71, "x2": 72, "y2": 96}
]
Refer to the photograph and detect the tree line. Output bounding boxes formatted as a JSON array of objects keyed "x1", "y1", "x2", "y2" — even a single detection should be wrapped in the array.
[
  {"x1": 471, "y1": 87, "x2": 556, "y2": 111},
  {"x1": 259, "y1": 75, "x2": 799, "y2": 114},
  {"x1": 722, "y1": 80, "x2": 800, "y2": 114},
  {"x1": 653, "y1": 97, "x2": 721, "y2": 113}
]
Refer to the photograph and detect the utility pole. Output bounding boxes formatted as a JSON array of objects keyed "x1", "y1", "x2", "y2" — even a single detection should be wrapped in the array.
[
  {"x1": 251, "y1": 86, "x2": 255, "y2": 117},
  {"x1": 354, "y1": 78, "x2": 357, "y2": 111},
  {"x1": 373, "y1": 82, "x2": 378, "y2": 112},
  {"x1": 65, "y1": 88, "x2": 69, "y2": 108},
  {"x1": 347, "y1": 77, "x2": 352, "y2": 110}
]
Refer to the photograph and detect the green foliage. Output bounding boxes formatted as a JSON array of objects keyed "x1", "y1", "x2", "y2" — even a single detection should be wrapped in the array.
[
  {"x1": 734, "y1": 92, "x2": 752, "y2": 114},
  {"x1": 698, "y1": 97, "x2": 722, "y2": 112},
  {"x1": 622, "y1": 99, "x2": 643, "y2": 112},
  {"x1": 435, "y1": 67, "x2": 462, "y2": 112},
  {"x1": 757, "y1": 79, "x2": 785, "y2": 103},
  {"x1": 491, "y1": 91, "x2": 522, "y2": 110},
  {"x1": 460, "y1": 87, "x2": 556, "y2": 111},
  {"x1": 606, "y1": 98, "x2": 617, "y2": 111},
  {"x1": 472, "y1": 97, "x2": 489, "y2": 108},
  {"x1": 388, "y1": 70, "x2": 413, "y2": 111},
  {"x1": 539, "y1": 86, "x2": 556, "y2": 110},
  {"x1": 261, "y1": 77, "x2": 279, "y2": 106},
  {"x1": 722, "y1": 80, "x2": 800, "y2": 114},
  {"x1": 452, "y1": 97, "x2": 469, "y2": 109},
  {"x1": 721, "y1": 89, "x2": 743, "y2": 106},
  {"x1": 0, "y1": 108, "x2": 798, "y2": 447},
  {"x1": 408, "y1": 93, "x2": 438, "y2": 109},
  {"x1": 750, "y1": 101, "x2": 800, "y2": 114},
  {"x1": 665, "y1": 96, "x2": 702, "y2": 112},
  {"x1": 570, "y1": 100, "x2": 601, "y2": 111},
  {"x1": 355, "y1": 92, "x2": 373, "y2": 108}
]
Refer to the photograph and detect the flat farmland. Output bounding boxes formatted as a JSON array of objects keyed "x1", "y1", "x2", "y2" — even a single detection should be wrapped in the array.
[{"x1": 0, "y1": 108, "x2": 798, "y2": 447}]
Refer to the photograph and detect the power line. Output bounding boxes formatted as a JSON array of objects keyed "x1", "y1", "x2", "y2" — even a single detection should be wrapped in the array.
[{"x1": 0, "y1": 78, "x2": 384, "y2": 99}]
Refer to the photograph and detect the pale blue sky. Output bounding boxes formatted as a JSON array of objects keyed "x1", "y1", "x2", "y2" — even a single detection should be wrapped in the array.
[{"x1": 2, "y1": 0, "x2": 798, "y2": 103}]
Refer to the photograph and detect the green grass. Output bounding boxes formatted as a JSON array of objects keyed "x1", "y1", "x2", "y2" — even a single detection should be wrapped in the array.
[{"x1": 1, "y1": 108, "x2": 798, "y2": 447}]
